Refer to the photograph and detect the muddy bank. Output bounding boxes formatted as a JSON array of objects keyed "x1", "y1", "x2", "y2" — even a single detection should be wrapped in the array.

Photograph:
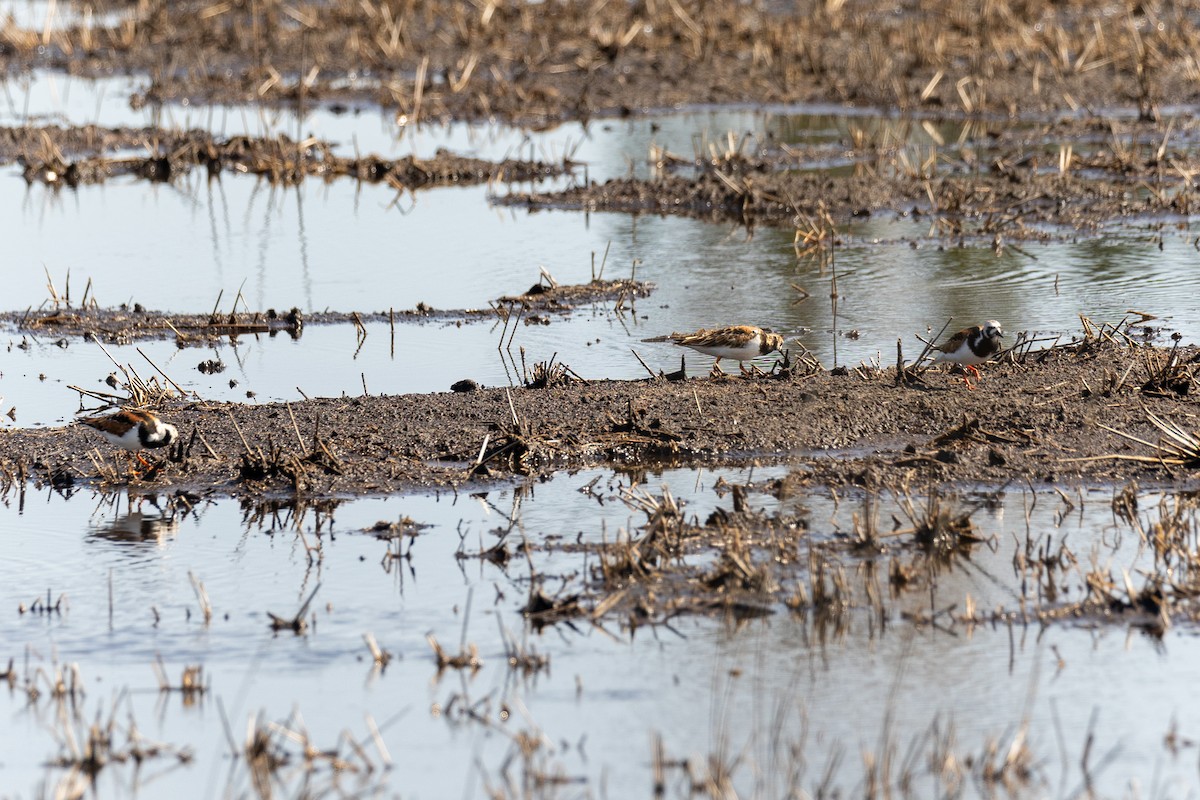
[
  {"x1": 11, "y1": 115, "x2": 1200, "y2": 237},
  {"x1": 502, "y1": 127, "x2": 1200, "y2": 234},
  {"x1": 0, "y1": 126, "x2": 573, "y2": 187},
  {"x1": 5, "y1": 0, "x2": 1200, "y2": 124},
  {"x1": 0, "y1": 278, "x2": 653, "y2": 343},
  {"x1": 3, "y1": 338, "x2": 1198, "y2": 500}
]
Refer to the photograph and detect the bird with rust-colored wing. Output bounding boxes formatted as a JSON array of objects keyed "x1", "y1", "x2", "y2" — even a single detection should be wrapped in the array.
[
  {"x1": 932, "y1": 320, "x2": 1004, "y2": 388},
  {"x1": 78, "y1": 408, "x2": 178, "y2": 474}
]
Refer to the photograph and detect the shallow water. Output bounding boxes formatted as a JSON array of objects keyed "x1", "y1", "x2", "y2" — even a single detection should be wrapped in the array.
[
  {"x1": 0, "y1": 0, "x2": 123, "y2": 34},
  {"x1": 3, "y1": 183, "x2": 1198, "y2": 427},
  {"x1": 1, "y1": 470, "x2": 1196, "y2": 797},
  {"x1": 0, "y1": 70, "x2": 936, "y2": 160},
  {"x1": 4, "y1": 65, "x2": 1200, "y2": 798},
  {"x1": 4, "y1": 81, "x2": 1200, "y2": 427}
]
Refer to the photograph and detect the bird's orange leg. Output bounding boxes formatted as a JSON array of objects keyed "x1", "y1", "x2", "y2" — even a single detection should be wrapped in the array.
[
  {"x1": 709, "y1": 358, "x2": 726, "y2": 378},
  {"x1": 120, "y1": 451, "x2": 142, "y2": 480}
]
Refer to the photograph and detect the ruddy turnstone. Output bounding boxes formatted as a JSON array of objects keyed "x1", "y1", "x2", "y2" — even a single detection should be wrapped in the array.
[
  {"x1": 78, "y1": 409, "x2": 178, "y2": 470},
  {"x1": 931, "y1": 320, "x2": 1004, "y2": 388},
  {"x1": 662, "y1": 325, "x2": 785, "y2": 375}
]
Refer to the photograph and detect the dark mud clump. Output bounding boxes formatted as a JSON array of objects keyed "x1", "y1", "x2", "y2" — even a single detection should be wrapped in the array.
[{"x1": 4, "y1": 339, "x2": 1199, "y2": 500}]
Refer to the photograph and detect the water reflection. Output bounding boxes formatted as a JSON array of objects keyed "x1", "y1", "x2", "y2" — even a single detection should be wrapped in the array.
[
  {"x1": 88, "y1": 506, "x2": 178, "y2": 545},
  {"x1": 3, "y1": 469, "x2": 1200, "y2": 795},
  {"x1": 4, "y1": 106, "x2": 1200, "y2": 429}
]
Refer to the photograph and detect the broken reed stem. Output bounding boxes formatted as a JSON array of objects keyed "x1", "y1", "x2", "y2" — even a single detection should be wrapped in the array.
[
  {"x1": 268, "y1": 582, "x2": 321, "y2": 632},
  {"x1": 561, "y1": 363, "x2": 590, "y2": 384},
  {"x1": 411, "y1": 56, "x2": 429, "y2": 128},
  {"x1": 90, "y1": 335, "x2": 133, "y2": 388},
  {"x1": 496, "y1": 302, "x2": 512, "y2": 350},
  {"x1": 285, "y1": 402, "x2": 305, "y2": 450},
  {"x1": 224, "y1": 408, "x2": 261, "y2": 459},
  {"x1": 137, "y1": 347, "x2": 188, "y2": 397},
  {"x1": 233, "y1": 278, "x2": 248, "y2": 316},
  {"x1": 152, "y1": 655, "x2": 169, "y2": 690},
  {"x1": 188, "y1": 571, "x2": 213, "y2": 624},
  {"x1": 913, "y1": 317, "x2": 955, "y2": 370},
  {"x1": 85, "y1": 447, "x2": 117, "y2": 482},
  {"x1": 195, "y1": 427, "x2": 220, "y2": 459},
  {"x1": 630, "y1": 348, "x2": 658, "y2": 378},
  {"x1": 162, "y1": 319, "x2": 190, "y2": 344},
  {"x1": 505, "y1": 387, "x2": 520, "y2": 428},
  {"x1": 365, "y1": 715, "x2": 392, "y2": 767},
  {"x1": 895, "y1": 338, "x2": 904, "y2": 385},
  {"x1": 829, "y1": 247, "x2": 839, "y2": 368},
  {"x1": 506, "y1": 306, "x2": 523, "y2": 350},
  {"x1": 69, "y1": 384, "x2": 126, "y2": 404},
  {"x1": 475, "y1": 433, "x2": 491, "y2": 468},
  {"x1": 597, "y1": 240, "x2": 611, "y2": 281},
  {"x1": 363, "y1": 632, "x2": 391, "y2": 666},
  {"x1": 297, "y1": 582, "x2": 321, "y2": 619},
  {"x1": 44, "y1": 265, "x2": 61, "y2": 307}
]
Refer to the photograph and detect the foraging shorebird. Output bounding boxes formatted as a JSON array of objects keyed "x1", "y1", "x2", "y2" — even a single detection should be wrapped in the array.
[
  {"x1": 931, "y1": 320, "x2": 1004, "y2": 388},
  {"x1": 651, "y1": 325, "x2": 785, "y2": 376},
  {"x1": 78, "y1": 409, "x2": 178, "y2": 471}
]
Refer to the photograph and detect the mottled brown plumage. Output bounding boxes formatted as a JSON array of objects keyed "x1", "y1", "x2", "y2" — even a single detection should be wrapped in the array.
[{"x1": 668, "y1": 325, "x2": 784, "y2": 373}]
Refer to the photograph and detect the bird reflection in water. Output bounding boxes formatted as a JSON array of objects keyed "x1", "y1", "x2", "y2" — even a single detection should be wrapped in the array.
[{"x1": 88, "y1": 491, "x2": 179, "y2": 546}]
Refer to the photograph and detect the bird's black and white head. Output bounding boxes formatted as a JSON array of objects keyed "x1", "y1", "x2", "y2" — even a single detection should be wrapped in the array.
[
  {"x1": 981, "y1": 320, "x2": 1004, "y2": 343},
  {"x1": 145, "y1": 420, "x2": 178, "y2": 449}
]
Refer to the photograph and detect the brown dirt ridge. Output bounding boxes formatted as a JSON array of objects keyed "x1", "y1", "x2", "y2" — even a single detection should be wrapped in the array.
[
  {"x1": 4, "y1": 0, "x2": 1198, "y2": 123},
  {"x1": 1, "y1": 127, "x2": 573, "y2": 188},
  {"x1": 3, "y1": 337, "x2": 1199, "y2": 501}
]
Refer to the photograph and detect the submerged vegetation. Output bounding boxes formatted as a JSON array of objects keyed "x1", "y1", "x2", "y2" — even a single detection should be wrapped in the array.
[
  {"x1": 6, "y1": 0, "x2": 1200, "y2": 796},
  {"x1": 7, "y1": 463, "x2": 1200, "y2": 796}
]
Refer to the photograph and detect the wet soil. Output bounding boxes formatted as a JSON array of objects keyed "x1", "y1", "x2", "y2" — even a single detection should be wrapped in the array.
[
  {"x1": 6, "y1": 1, "x2": 1200, "y2": 232},
  {"x1": 10, "y1": 116, "x2": 1200, "y2": 237},
  {"x1": 0, "y1": 126, "x2": 573, "y2": 187},
  {"x1": 5, "y1": 0, "x2": 1200, "y2": 125},
  {"x1": 1, "y1": 278, "x2": 653, "y2": 342},
  {"x1": 4, "y1": 339, "x2": 1198, "y2": 501},
  {"x1": 502, "y1": 115, "x2": 1200, "y2": 234}
]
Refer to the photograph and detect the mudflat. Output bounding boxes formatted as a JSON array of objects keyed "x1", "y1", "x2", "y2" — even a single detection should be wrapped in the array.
[{"x1": 4, "y1": 335, "x2": 1197, "y2": 500}]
